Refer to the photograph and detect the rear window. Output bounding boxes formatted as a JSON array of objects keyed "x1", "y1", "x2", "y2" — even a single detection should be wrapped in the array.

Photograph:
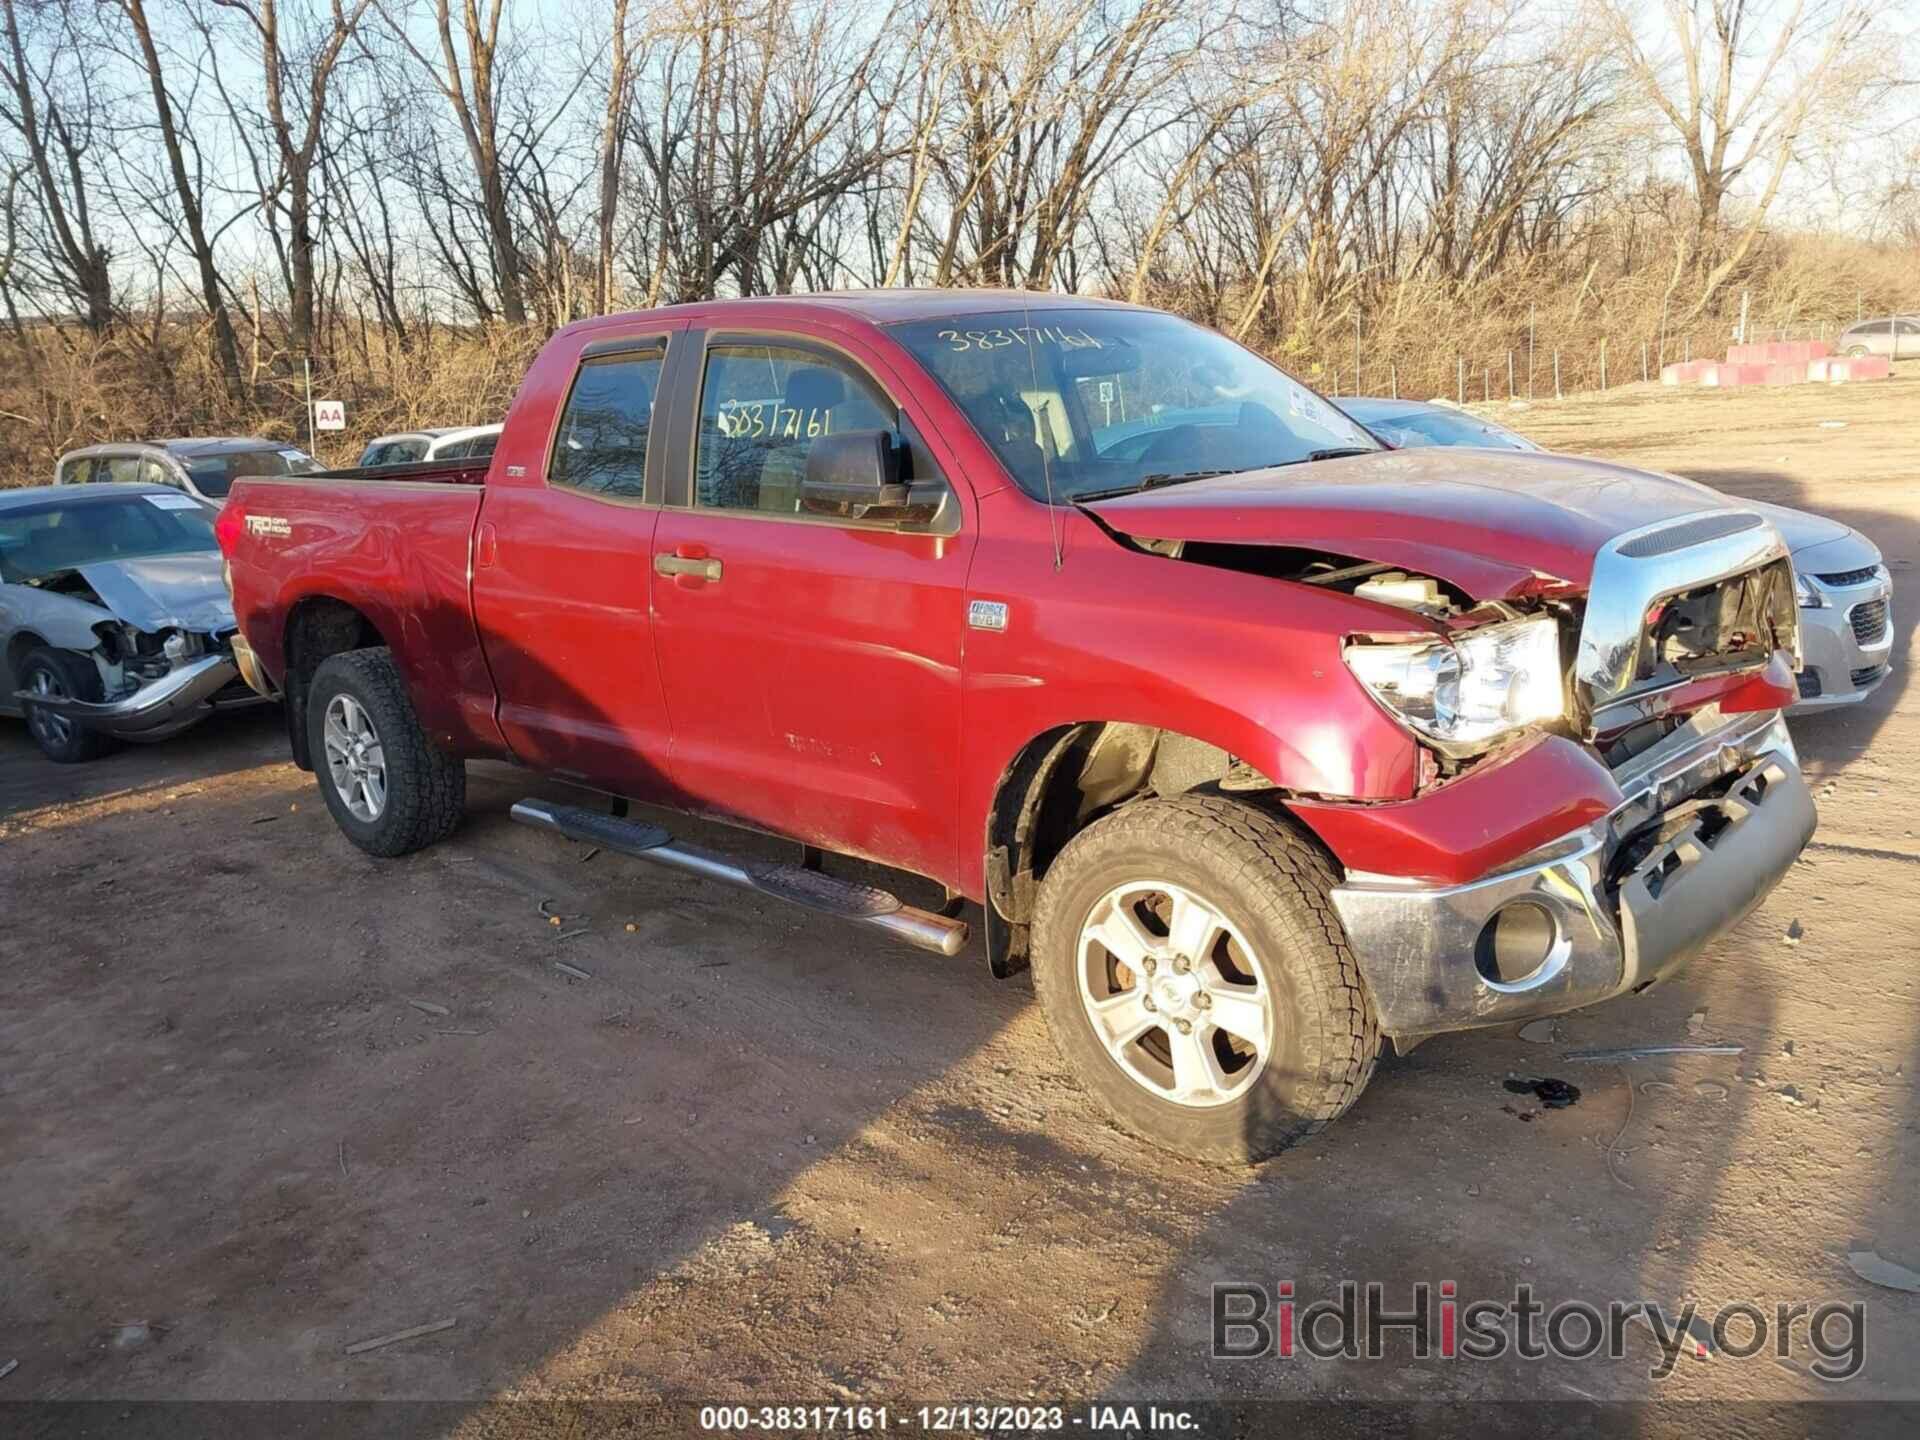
[{"x1": 184, "y1": 447, "x2": 320, "y2": 497}]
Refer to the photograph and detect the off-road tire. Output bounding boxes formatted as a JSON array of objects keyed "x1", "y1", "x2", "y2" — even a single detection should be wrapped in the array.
[
  {"x1": 307, "y1": 647, "x2": 465, "y2": 857},
  {"x1": 19, "y1": 647, "x2": 118, "y2": 764},
  {"x1": 1031, "y1": 794, "x2": 1380, "y2": 1165}
]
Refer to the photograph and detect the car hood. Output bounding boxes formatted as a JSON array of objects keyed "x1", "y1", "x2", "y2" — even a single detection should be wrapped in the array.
[
  {"x1": 1083, "y1": 448, "x2": 1773, "y2": 599},
  {"x1": 76, "y1": 555, "x2": 234, "y2": 633}
]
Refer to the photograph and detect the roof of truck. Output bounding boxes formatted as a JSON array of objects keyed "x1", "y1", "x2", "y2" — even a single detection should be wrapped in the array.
[{"x1": 563, "y1": 288, "x2": 1150, "y2": 338}]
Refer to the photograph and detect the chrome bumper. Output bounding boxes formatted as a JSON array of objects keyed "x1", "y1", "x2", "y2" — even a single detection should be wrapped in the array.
[
  {"x1": 15, "y1": 654, "x2": 245, "y2": 740},
  {"x1": 1330, "y1": 709, "x2": 1816, "y2": 1040}
]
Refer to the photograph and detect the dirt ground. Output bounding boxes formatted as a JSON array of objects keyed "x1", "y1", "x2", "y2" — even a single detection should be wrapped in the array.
[{"x1": 3, "y1": 372, "x2": 1917, "y2": 1432}]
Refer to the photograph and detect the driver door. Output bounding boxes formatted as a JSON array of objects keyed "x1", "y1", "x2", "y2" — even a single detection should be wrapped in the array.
[{"x1": 648, "y1": 327, "x2": 975, "y2": 886}]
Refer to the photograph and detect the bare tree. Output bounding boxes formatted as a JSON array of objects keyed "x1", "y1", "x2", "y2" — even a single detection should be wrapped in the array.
[
  {"x1": 0, "y1": 0, "x2": 113, "y2": 329},
  {"x1": 121, "y1": 0, "x2": 246, "y2": 391},
  {"x1": 1600, "y1": 0, "x2": 1877, "y2": 307},
  {"x1": 209, "y1": 0, "x2": 374, "y2": 353}
]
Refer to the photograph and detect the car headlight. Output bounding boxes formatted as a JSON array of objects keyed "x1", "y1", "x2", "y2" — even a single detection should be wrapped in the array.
[
  {"x1": 1344, "y1": 615, "x2": 1565, "y2": 754},
  {"x1": 1793, "y1": 571, "x2": 1826, "y2": 609}
]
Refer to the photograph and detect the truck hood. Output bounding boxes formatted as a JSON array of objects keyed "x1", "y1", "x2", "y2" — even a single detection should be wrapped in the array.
[
  {"x1": 1083, "y1": 448, "x2": 1759, "y2": 599},
  {"x1": 75, "y1": 555, "x2": 234, "y2": 633}
]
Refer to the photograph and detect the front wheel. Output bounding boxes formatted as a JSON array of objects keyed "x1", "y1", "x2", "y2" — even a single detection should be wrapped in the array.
[
  {"x1": 1846, "y1": 345, "x2": 1871, "y2": 358},
  {"x1": 307, "y1": 647, "x2": 465, "y2": 857},
  {"x1": 19, "y1": 648, "x2": 118, "y2": 764},
  {"x1": 1031, "y1": 795, "x2": 1379, "y2": 1165}
]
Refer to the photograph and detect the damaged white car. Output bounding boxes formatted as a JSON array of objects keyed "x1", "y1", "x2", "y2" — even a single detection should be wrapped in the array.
[{"x1": 0, "y1": 483, "x2": 270, "y2": 763}]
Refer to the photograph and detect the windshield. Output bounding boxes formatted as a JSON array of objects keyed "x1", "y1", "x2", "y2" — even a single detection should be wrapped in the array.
[
  {"x1": 184, "y1": 446, "x2": 321, "y2": 497},
  {"x1": 0, "y1": 494, "x2": 217, "y2": 583},
  {"x1": 887, "y1": 309, "x2": 1378, "y2": 501},
  {"x1": 1363, "y1": 408, "x2": 1537, "y2": 452}
]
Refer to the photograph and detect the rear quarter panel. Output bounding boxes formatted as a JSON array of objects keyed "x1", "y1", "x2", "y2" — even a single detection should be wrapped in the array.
[{"x1": 225, "y1": 478, "x2": 504, "y2": 757}]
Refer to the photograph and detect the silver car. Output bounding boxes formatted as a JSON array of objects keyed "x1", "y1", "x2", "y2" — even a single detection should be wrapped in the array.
[
  {"x1": 0, "y1": 484, "x2": 269, "y2": 762},
  {"x1": 1835, "y1": 316, "x2": 1920, "y2": 361},
  {"x1": 1334, "y1": 396, "x2": 1894, "y2": 713},
  {"x1": 55, "y1": 437, "x2": 323, "y2": 507},
  {"x1": 356, "y1": 423, "x2": 501, "y2": 467}
]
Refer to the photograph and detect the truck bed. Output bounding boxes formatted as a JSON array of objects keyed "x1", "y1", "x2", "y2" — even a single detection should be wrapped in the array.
[{"x1": 305, "y1": 458, "x2": 491, "y2": 486}]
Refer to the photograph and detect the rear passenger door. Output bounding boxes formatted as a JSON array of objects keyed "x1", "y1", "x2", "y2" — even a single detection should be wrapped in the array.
[
  {"x1": 647, "y1": 327, "x2": 975, "y2": 886},
  {"x1": 470, "y1": 324, "x2": 687, "y2": 797}
]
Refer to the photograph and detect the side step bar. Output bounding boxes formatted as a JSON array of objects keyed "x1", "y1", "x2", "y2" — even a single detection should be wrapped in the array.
[{"x1": 510, "y1": 800, "x2": 971, "y2": 958}]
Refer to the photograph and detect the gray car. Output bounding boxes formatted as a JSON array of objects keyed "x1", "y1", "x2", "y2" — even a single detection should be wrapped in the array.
[
  {"x1": 55, "y1": 437, "x2": 322, "y2": 507},
  {"x1": 0, "y1": 484, "x2": 269, "y2": 762},
  {"x1": 1335, "y1": 396, "x2": 1894, "y2": 712},
  {"x1": 1340, "y1": 396, "x2": 1543, "y2": 453},
  {"x1": 1835, "y1": 316, "x2": 1920, "y2": 360}
]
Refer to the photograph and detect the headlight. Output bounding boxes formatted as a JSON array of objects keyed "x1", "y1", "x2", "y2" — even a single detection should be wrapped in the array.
[
  {"x1": 1793, "y1": 571, "x2": 1826, "y2": 609},
  {"x1": 1344, "y1": 615, "x2": 1565, "y2": 754}
]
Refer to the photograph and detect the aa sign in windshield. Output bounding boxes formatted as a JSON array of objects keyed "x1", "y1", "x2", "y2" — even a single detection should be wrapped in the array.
[{"x1": 888, "y1": 310, "x2": 1378, "y2": 501}]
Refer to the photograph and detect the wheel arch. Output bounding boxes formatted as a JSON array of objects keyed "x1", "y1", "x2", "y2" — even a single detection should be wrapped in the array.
[
  {"x1": 281, "y1": 596, "x2": 389, "y2": 770},
  {"x1": 981, "y1": 720, "x2": 1329, "y2": 978}
]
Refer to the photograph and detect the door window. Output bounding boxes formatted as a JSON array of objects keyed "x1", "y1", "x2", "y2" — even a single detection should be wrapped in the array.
[
  {"x1": 550, "y1": 350, "x2": 665, "y2": 501},
  {"x1": 138, "y1": 458, "x2": 173, "y2": 488},
  {"x1": 100, "y1": 454, "x2": 141, "y2": 483},
  {"x1": 694, "y1": 343, "x2": 894, "y2": 516},
  {"x1": 58, "y1": 457, "x2": 95, "y2": 484}
]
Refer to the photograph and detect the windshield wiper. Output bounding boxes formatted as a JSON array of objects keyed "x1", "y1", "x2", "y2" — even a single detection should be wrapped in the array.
[
  {"x1": 1303, "y1": 447, "x2": 1377, "y2": 462},
  {"x1": 1073, "y1": 468, "x2": 1245, "y2": 503}
]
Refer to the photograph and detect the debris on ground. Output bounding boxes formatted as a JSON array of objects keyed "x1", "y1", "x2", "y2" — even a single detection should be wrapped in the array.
[
  {"x1": 1818, "y1": 420, "x2": 1849, "y2": 429},
  {"x1": 1628, "y1": 1310, "x2": 1714, "y2": 1361},
  {"x1": 1686, "y1": 1011, "x2": 1707, "y2": 1036},
  {"x1": 554, "y1": 961, "x2": 592, "y2": 981},
  {"x1": 408, "y1": 1000, "x2": 450, "y2": 1017},
  {"x1": 1693, "y1": 1081, "x2": 1729, "y2": 1101},
  {"x1": 1505, "y1": 1075, "x2": 1581, "y2": 1109},
  {"x1": 1776, "y1": 1084, "x2": 1813, "y2": 1108},
  {"x1": 1847, "y1": 1250, "x2": 1920, "y2": 1293},
  {"x1": 1784, "y1": 918, "x2": 1804, "y2": 945},
  {"x1": 112, "y1": 1323, "x2": 153, "y2": 1349},
  {"x1": 1563, "y1": 1044, "x2": 1743, "y2": 1061},
  {"x1": 1500, "y1": 1103, "x2": 1535, "y2": 1122},
  {"x1": 1518, "y1": 1019, "x2": 1558, "y2": 1044},
  {"x1": 0, "y1": 1358, "x2": 18, "y2": 1381},
  {"x1": 344, "y1": 1318, "x2": 458, "y2": 1356},
  {"x1": 553, "y1": 927, "x2": 590, "y2": 941},
  {"x1": 624, "y1": 923, "x2": 638, "y2": 933}
]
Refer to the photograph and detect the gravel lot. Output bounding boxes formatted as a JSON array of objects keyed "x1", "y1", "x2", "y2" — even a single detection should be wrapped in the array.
[{"x1": 3, "y1": 373, "x2": 1917, "y2": 1429}]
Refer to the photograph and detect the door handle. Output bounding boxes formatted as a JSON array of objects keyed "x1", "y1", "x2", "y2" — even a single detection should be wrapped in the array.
[
  {"x1": 654, "y1": 553, "x2": 723, "y2": 582},
  {"x1": 475, "y1": 521, "x2": 498, "y2": 569}
]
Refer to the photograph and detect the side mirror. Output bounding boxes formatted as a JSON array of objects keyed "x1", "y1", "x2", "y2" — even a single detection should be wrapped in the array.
[{"x1": 801, "y1": 430, "x2": 944, "y2": 525}]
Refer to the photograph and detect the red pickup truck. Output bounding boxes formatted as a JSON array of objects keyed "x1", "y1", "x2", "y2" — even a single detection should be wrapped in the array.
[{"x1": 218, "y1": 291, "x2": 1814, "y2": 1162}]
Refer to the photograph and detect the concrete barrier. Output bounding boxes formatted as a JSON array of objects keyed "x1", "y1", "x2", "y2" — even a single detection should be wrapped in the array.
[
  {"x1": 1661, "y1": 360, "x2": 1714, "y2": 385},
  {"x1": 1809, "y1": 354, "x2": 1892, "y2": 383},
  {"x1": 1699, "y1": 362, "x2": 1773, "y2": 387},
  {"x1": 1727, "y1": 340, "x2": 1833, "y2": 366}
]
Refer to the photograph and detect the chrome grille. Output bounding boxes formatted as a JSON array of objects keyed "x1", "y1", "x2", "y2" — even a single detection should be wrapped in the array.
[
  {"x1": 1817, "y1": 565, "x2": 1879, "y2": 587},
  {"x1": 1850, "y1": 598, "x2": 1889, "y2": 646}
]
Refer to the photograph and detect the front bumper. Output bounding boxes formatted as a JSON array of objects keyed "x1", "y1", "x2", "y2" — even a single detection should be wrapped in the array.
[
  {"x1": 14, "y1": 653, "x2": 252, "y2": 740},
  {"x1": 1330, "y1": 708, "x2": 1815, "y2": 1040},
  {"x1": 1791, "y1": 570, "x2": 1893, "y2": 710}
]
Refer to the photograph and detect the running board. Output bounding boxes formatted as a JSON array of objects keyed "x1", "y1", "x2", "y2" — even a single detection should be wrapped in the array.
[{"x1": 509, "y1": 800, "x2": 970, "y2": 958}]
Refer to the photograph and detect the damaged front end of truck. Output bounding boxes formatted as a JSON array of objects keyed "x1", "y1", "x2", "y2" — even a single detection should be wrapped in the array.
[{"x1": 1089, "y1": 494, "x2": 1814, "y2": 1048}]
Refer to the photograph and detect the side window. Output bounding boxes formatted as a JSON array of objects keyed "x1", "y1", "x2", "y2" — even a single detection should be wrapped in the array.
[
  {"x1": 58, "y1": 457, "x2": 94, "y2": 484},
  {"x1": 100, "y1": 455, "x2": 141, "y2": 484},
  {"x1": 695, "y1": 343, "x2": 893, "y2": 516},
  {"x1": 550, "y1": 350, "x2": 664, "y2": 500},
  {"x1": 468, "y1": 432, "x2": 499, "y2": 460},
  {"x1": 138, "y1": 458, "x2": 173, "y2": 489}
]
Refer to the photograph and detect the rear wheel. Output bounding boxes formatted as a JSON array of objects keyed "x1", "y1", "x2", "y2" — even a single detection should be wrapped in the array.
[
  {"x1": 307, "y1": 647, "x2": 465, "y2": 856},
  {"x1": 19, "y1": 648, "x2": 117, "y2": 764},
  {"x1": 1846, "y1": 345, "x2": 1870, "y2": 358},
  {"x1": 1031, "y1": 794, "x2": 1379, "y2": 1165}
]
